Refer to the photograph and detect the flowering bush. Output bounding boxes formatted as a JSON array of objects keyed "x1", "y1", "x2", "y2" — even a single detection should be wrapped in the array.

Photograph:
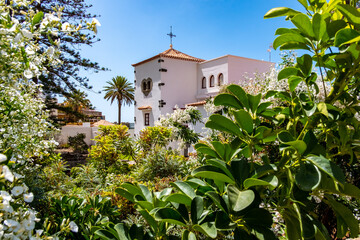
[{"x1": 0, "y1": 0, "x2": 99, "y2": 238}]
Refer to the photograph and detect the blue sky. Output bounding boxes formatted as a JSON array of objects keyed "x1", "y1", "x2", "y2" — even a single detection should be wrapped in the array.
[{"x1": 79, "y1": 0, "x2": 302, "y2": 123}]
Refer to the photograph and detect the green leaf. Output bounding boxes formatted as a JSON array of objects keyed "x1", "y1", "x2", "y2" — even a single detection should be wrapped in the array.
[
  {"x1": 171, "y1": 181, "x2": 196, "y2": 199},
  {"x1": 285, "y1": 140, "x2": 307, "y2": 154},
  {"x1": 295, "y1": 162, "x2": 321, "y2": 191},
  {"x1": 325, "y1": 197, "x2": 359, "y2": 238},
  {"x1": 247, "y1": 93, "x2": 262, "y2": 114},
  {"x1": 115, "y1": 188, "x2": 134, "y2": 202},
  {"x1": 129, "y1": 225, "x2": 145, "y2": 240},
  {"x1": 317, "y1": 102, "x2": 328, "y2": 117},
  {"x1": 182, "y1": 230, "x2": 197, "y2": 240},
  {"x1": 256, "y1": 102, "x2": 272, "y2": 114},
  {"x1": 191, "y1": 197, "x2": 203, "y2": 224},
  {"x1": 192, "y1": 222, "x2": 217, "y2": 238},
  {"x1": 278, "y1": 67, "x2": 302, "y2": 80},
  {"x1": 327, "y1": 20, "x2": 347, "y2": 38},
  {"x1": 139, "y1": 184, "x2": 153, "y2": 202},
  {"x1": 334, "y1": 28, "x2": 360, "y2": 47},
  {"x1": 283, "y1": 208, "x2": 302, "y2": 240},
  {"x1": 312, "y1": 13, "x2": 327, "y2": 41},
  {"x1": 192, "y1": 165, "x2": 235, "y2": 184},
  {"x1": 264, "y1": 7, "x2": 300, "y2": 19},
  {"x1": 291, "y1": 13, "x2": 315, "y2": 37},
  {"x1": 231, "y1": 159, "x2": 250, "y2": 186},
  {"x1": 336, "y1": 4, "x2": 360, "y2": 25},
  {"x1": 207, "y1": 159, "x2": 234, "y2": 181},
  {"x1": 206, "y1": 191, "x2": 228, "y2": 213},
  {"x1": 227, "y1": 84, "x2": 249, "y2": 110},
  {"x1": 251, "y1": 164, "x2": 277, "y2": 178},
  {"x1": 306, "y1": 155, "x2": 345, "y2": 184},
  {"x1": 227, "y1": 185, "x2": 255, "y2": 212},
  {"x1": 154, "y1": 208, "x2": 186, "y2": 226},
  {"x1": 278, "y1": 130, "x2": 294, "y2": 142},
  {"x1": 214, "y1": 93, "x2": 242, "y2": 109},
  {"x1": 275, "y1": 28, "x2": 299, "y2": 35},
  {"x1": 32, "y1": 12, "x2": 44, "y2": 26},
  {"x1": 211, "y1": 141, "x2": 225, "y2": 158},
  {"x1": 164, "y1": 193, "x2": 192, "y2": 206},
  {"x1": 233, "y1": 110, "x2": 253, "y2": 134},
  {"x1": 279, "y1": 42, "x2": 311, "y2": 50},
  {"x1": 121, "y1": 183, "x2": 143, "y2": 198},
  {"x1": 288, "y1": 76, "x2": 303, "y2": 92},
  {"x1": 243, "y1": 175, "x2": 278, "y2": 189},
  {"x1": 296, "y1": 54, "x2": 313, "y2": 77},
  {"x1": 138, "y1": 209, "x2": 158, "y2": 232},
  {"x1": 207, "y1": 115, "x2": 242, "y2": 136},
  {"x1": 196, "y1": 147, "x2": 220, "y2": 159}
]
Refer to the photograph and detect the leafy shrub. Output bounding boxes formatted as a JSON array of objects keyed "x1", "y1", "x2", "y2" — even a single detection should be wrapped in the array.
[
  {"x1": 88, "y1": 125, "x2": 134, "y2": 174},
  {"x1": 68, "y1": 133, "x2": 88, "y2": 153},
  {"x1": 138, "y1": 126, "x2": 172, "y2": 151},
  {"x1": 134, "y1": 149, "x2": 188, "y2": 181}
]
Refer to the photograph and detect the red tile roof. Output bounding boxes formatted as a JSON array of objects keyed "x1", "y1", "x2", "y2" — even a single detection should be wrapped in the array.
[
  {"x1": 186, "y1": 100, "x2": 206, "y2": 107},
  {"x1": 138, "y1": 105, "x2": 152, "y2": 110},
  {"x1": 132, "y1": 47, "x2": 205, "y2": 67}
]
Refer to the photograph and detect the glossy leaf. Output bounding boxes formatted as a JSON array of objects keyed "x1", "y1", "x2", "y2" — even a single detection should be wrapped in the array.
[
  {"x1": 214, "y1": 93, "x2": 242, "y2": 109},
  {"x1": 306, "y1": 155, "x2": 345, "y2": 184},
  {"x1": 278, "y1": 130, "x2": 294, "y2": 142},
  {"x1": 207, "y1": 159, "x2": 234, "y2": 181},
  {"x1": 288, "y1": 76, "x2": 303, "y2": 92},
  {"x1": 154, "y1": 208, "x2": 186, "y2": 226},
  {"x1": 295, "y1": 162, "x2": 321, "y2": 191},
  {"x1": 312, "y1": 13, "x2": 327, "y2": 41},
  {"x1": 182, "y1": 230, "x2": 196, "y2": 240},
  {"x1": 264, "y1": 7, "x2": 300, "y2": 19},
  {"x1": 192, "y1": 222, "x2": 217, "y2": 238},
  {"x1": 243, "y1": 208, "x2": 273, "y2": 228},
  {"x1": 336, "y1": 4, "x2": 360, "y2": 25},
  {"x1": 291, "y1": 13, "x2": 315, "y2": 37},
  {"x1": 192, "y1": 165, "x2": 235, "y2": 184},
  {"x1": 247, "y1": 93, "x2": 262, "y2": 114},
  {"x1": 164, "y1": 194, "x2": 192, "y2": 206},
  {"x1": 207, "y1": 115, "x2": 242, "y2": 136},
  {"x1": 334, "y1": 28, "x2": 360, "y2": 47},
  {"x1": 227, "y1": 185, "x2": 255, "y2": 212},
  {"x1": 171, "y1": 181, "x2": 196, "y2": 199},
  {"x1": 278, "y1": 67, "x2": 302, "y2": 80},
  {"x1": 191, "y1": 197, "x2": 204, "y2": 224},
  {"x1": 227, "y1": 84, "x2": 249, "y2": 110},
  {"x1": 196, "y1": 146, "x2": 219, "y2": 159},
  {"x1": 243, "y1": 175, "x2": 278, "y2": 189},
  {"x1": 231, "y1": 159, "x2": 250, "y2": 186},
  {"x1": 233, "y1": 110, "x2": 253, "y2": 134},
  {"x1": 296, "y1": 54, "x2": 313, "y2": 77}
]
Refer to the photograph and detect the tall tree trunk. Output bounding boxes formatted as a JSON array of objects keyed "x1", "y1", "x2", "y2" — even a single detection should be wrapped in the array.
[{"x1": 118, "y1": 100, "x2": 121, "y2": 124}]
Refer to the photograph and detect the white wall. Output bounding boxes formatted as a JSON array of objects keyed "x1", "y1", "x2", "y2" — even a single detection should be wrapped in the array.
[
  {"x1": 56, "y1": 125, "x2": 94, "y2": 146},
  {"x1": 197, "y1": 56, "x2": 229, "y2": 100},
  {"x1": 134, "y1": 58, "x2": 162, "y2": 135},
  {"x1": 160, "y1": 58, "x2": 198, "y2": 112},
  {"x1": 228, "y1": 55, "x2": 274, "y2": 84}
]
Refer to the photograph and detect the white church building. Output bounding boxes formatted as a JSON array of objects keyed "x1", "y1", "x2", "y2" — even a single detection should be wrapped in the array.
[{"x1": 133, "y1": 45, "x2": 273, "y2": 135}]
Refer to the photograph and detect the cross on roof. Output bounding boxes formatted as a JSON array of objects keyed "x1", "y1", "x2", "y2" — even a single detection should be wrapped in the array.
[{"x1": 167, "y1": 26, "x2": 176, "y2": 48}]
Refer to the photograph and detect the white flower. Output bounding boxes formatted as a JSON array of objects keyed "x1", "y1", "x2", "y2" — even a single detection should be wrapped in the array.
[
  {"x1": 0, "y1": 154, "x2": 7, "y2": 162},
  {"x1": 2, "y1": 165, "x2": 14, "y2": 182},
  {"x1": 21, "y1": 29, "x2": 33, "y2": 39},
  {"x1": 22, "y1": 219, "x2": 35, "y2": 230},
  {"x1": 61, "y1": 22, "x2": 70, "y2": 31},
  {"x1": 11, "y1": 186, "x2": 24, "y2": 196},
  {"x1": 92, "y1": 18, "x2": 101, "y2": 26},
  {"x1": 0, "y1": 190, "x2": 12, "y2": 201},
  {"x1": 69, "y1": 221, "x2": 78, "y2": 233},
  {"x1": 24, "y1": 69, "x2": 33, "y2": 79},
  {"x1": 4, "y1": 219, "x2": 19, "y2": 229},
  {"x1": 24, "y1": 192, "x2": 34, "y2": 203}
]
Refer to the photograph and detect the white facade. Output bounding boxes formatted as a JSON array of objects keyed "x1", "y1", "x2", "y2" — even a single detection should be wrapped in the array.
[{"x1": 133, "y1": 47, "x2": 273, "y2": 135}]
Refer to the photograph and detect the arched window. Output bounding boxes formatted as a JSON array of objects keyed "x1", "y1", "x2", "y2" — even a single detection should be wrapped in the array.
[
  {"x1": 218, "y1": 73, "x2": 224, "y2": 86},
  {"x1": 141, "y1": 78, "x2": 153, "y2": 96},
  {"x1": 201, "y1": 77, "x2": 206, "y2": 89},
  {"x1": 209, "y1": 75, "x2": 215, "y2": 87}
]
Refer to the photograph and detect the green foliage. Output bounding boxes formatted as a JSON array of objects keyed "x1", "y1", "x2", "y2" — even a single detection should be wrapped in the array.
[
  {"x1": 88, "y1": 125, "x2": 133, "y2": 174},
  {"x1": 43, "y1": 195, "x2": 120, "y2": 239},
  {"x1": 138, "y1": 126, "x2": 172, "y2": 151},
  {"x1": 134, "y1": 149, "x2": 189, "y2": 181},
  {"x1": 68, "y1": 133, "x2": 88, "y2": 153},
  {"x1": 109, "y1": 1, "x2": 360, "y2": 239}
]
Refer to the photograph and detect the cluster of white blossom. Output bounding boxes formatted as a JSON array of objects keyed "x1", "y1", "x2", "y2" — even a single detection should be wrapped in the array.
[{"x1": 0, "y1": 0, "x2": 98, "y2": 238}]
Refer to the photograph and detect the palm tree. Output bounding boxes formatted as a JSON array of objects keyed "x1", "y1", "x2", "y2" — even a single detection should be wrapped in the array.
[{"x1": 103, "y1": 76, "x2": 134, "y2": 124}]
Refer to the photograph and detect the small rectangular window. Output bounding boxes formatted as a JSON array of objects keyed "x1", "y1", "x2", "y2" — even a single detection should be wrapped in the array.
[{"x1": 144, "y1": 113, "x2": 150, "y2": 126}]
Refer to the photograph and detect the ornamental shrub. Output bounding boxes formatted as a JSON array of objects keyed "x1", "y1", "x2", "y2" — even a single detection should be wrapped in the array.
[{"x1": 68, "y1": 133, "x2": 88, "y2": 153}]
